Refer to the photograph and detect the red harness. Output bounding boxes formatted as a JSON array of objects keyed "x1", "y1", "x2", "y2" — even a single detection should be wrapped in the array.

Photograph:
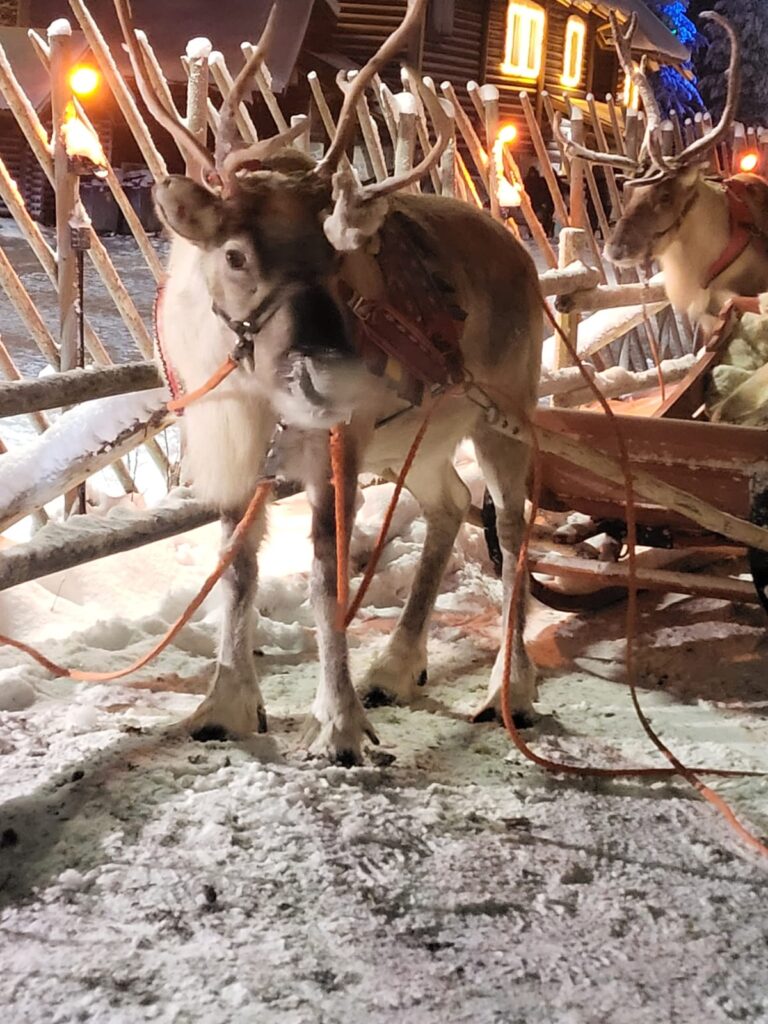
[{"x1": 703, "y1": 177, "x2": 760, "y2": 288}]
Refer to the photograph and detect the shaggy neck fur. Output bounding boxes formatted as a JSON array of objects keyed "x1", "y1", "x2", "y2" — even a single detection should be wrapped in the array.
[{"x1": 657, "y1": 179, "x2": 731, "y2": 319}]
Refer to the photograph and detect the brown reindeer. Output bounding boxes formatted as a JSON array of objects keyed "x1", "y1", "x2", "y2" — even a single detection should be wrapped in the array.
[
  {"x1": 114, "y1": 0, "x2": 542, "y2": 764},
  {"x1": 556, "y1": 11, "x2": 768, "y2": 331}
]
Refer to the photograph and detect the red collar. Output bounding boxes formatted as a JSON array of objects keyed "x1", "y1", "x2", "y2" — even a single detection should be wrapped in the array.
[
  {"x1": 154, "y1": 282, "x2": 186, "y2": 415},
  {"x1": 703, "y1": 178, "x2": 756, "y2": 288}
]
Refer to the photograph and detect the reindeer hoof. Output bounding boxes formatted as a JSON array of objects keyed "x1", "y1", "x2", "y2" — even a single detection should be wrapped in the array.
[
  {"x1": 192, "y1": 724, "x2": 230, "y2": 743},
  {"x1": 359, "y1": 652, "x2": 428, "y2": 707},
  {"x1": 302, "y1": 708, "x2": 379, "y2": 766},
  {"x1": 471, "y1": 703, "x2": 538, "y2": 729},
  {"x1": 177, "y1": 689, "x2": 268, "y2": 741},
  {"x1": 362, "y1": 688, "x2": 395, "y2": 709}
]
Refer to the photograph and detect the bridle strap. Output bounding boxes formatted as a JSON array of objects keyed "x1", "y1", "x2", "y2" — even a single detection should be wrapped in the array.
[{"x1": 211, "y1": 286, "x2": 285, "y2": 362}]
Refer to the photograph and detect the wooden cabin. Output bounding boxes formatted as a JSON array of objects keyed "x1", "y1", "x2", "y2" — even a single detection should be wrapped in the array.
[
  {"x1": 329, "y1": 0, "x2": 690, "y2": 141},
  {"x1": 0, "y1": 0, "x2": 688, "y2": 223}
]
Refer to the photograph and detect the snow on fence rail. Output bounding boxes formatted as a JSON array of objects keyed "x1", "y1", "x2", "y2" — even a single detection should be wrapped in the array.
[{"x1": 0, "y1": 1, "x2": 750, "y2": 551}]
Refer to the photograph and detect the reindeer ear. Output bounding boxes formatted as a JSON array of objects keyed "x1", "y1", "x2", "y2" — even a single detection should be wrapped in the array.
[
  {"x1": 322, "y1": 167, "x2": 388, "y2": 252},
  {"x1": 679, "y1": 163, "x2": 706, "y2": 189},
  {"x1": 153, "y1": 176, "x2": 225, "y2": 245}
]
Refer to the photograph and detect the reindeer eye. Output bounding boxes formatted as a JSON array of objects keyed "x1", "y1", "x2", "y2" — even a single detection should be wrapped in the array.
[{"x1": 225, "y1": 249, "x2": 246, "y2": 269}]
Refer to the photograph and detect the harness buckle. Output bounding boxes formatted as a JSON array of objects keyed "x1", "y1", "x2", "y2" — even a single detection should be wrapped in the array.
[{"x1": 231, "y1": 331, "x2": 255, "y2": 371}]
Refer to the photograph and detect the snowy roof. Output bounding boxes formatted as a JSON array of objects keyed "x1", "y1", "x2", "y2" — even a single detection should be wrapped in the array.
[
  {"x1": 24, "y1": 0, "x2": 324, "y2": 93},
  {"x1": 587, "y1": 0, "x2": 691, "y2": 62}
]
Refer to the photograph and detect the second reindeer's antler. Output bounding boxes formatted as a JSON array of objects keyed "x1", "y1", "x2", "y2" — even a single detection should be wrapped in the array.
[{"x1": 554, "y1": 8, "x2": 742, "y2": 188}]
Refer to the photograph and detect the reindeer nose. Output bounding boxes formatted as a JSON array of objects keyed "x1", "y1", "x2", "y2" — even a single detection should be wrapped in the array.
[
  {"x1": 289, "y1": 284, "x2": 354, "y2": 359},
  {"x1": 605, "y1": 239, "x2": 628, "y2": 264}
]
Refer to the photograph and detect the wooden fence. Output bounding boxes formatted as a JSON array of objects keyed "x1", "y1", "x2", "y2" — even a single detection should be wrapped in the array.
[{"x1": 0, "y1": 1, "x2": 754, "y2": 578}]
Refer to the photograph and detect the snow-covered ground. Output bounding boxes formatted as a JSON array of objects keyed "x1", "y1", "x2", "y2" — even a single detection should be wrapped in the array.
[{"x1": 2, "y1": 469, "x2": 768, "y2": 1024}]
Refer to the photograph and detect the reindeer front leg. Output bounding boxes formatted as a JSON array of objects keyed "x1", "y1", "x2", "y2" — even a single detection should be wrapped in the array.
[
  {"x1": 181, "y1": 509, "x2": 268, "y2": 741},
  {"x1": 303, "y1": 433, "x2": 378, "y2": 765}
]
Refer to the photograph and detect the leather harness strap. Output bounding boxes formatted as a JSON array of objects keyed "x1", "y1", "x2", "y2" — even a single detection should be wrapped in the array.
[
  {"x1": 156, "y1": 212, "x2": 467, "y2": 414},
  {"x1": 703, "y1": 178, "x2": 760, "y2": 288}
]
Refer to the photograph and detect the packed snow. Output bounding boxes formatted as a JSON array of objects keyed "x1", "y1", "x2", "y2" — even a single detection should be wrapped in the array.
[{"x1": 2, "y1": 454, "x2": 768, "y2": 1023}]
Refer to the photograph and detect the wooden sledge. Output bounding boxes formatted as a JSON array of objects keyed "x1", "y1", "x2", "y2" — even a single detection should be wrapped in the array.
[{"x1": 487, "y1": 300, "x2": 768, "y2": 612}]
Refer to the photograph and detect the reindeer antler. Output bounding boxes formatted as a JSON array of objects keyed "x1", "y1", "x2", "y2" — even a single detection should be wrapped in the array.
[
  {"x1": 315, "y1": 0, "x2": 428, "y2": 177},
  {"x1": 673, "y1": 11, "x2": 741, "y2": 169},
  {"x1": 114, "y1": 0, "x2": 217, "y2": 184},
  {"x1": 214, "y1": 3, "x2": 279, "y2": 168},
  {"x1": 607, "y1": 10, "x2": 664, "y2": 166},
  {"x1": 552, "y1": 111, "x2": 639, "y2": 173}
]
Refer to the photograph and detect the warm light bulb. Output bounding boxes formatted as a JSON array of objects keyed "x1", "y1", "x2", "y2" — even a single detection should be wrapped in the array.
[
  {"x1": 69, "y1": 66, "x2": 100, "y2": 98},
  {"x1": 739, "y1": 151, "x2": 760, "y2": 173},
  {"x1": 498, "y1": 123, "x2": 518, "y2": 146}
]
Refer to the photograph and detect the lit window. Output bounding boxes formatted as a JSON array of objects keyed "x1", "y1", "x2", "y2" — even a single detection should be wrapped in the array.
[
  {"x1": 501, "y1": 1, "x2": 545, "y2": 81},
  {"x1": 561, "y1": 16, "x2": 586, "y2": 88},
  {"x1": 622, "y1": 66, "x2": 639, "y2": 110}
]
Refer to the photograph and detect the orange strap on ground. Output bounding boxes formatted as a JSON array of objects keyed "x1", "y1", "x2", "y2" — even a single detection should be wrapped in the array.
[
  {"x1": 0, "y1": 481, "x2": 272, "y2": 682},
  {"x1": 521, "y1": 300, "x2": 768, "y2": 858}
]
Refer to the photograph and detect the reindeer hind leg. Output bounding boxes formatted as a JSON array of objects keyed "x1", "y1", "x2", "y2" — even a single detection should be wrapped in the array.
[
  {"x1": 360, "y1": 456, "x2": 470, "y2": 707},
  {"x1": 470, "y1": 424, "x2": 538, "y2": 727}
]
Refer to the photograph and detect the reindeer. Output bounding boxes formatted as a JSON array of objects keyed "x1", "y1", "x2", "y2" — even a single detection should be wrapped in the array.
[
  {"x1": 557, "y1": 11, "x2": 768, "y2": 332},
  {"x1": 114, "y1": 0, "x2": 542, "y2": 764}
]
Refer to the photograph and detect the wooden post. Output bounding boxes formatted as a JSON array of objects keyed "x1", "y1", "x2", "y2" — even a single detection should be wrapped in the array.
[
  {"x1": 606, "y1": 93, "x2": 627, "y2": 155},
  {"x1": 568, "y1": 106, "x2": 586, "y2": 229},
  {"x1": 392, "y1": 91, "x2": 417, "y2": 190},
  {"x1": 552, "y1": 227, "x2": 583, "y2": 389},
  {"x1": 48, "y1": 20, "x2": 78, "y2": 374},
  {"x1": 374, "y1": 75, "x2": 399, "y2": 149},
  {"x1": 438, "y1": 101, "x2": 456, "y2": 198},
  {"x1": 345, "y1": 70, "x2": 388, "y2": 182},
  {"x1": 669, "y1": 108, "x2": 685, "y2": 153},
  {"x1": 239, "y1": 42, "x2": 289, "y2": 132},
  {"x1": 478, "y1": 83, "x2": 501, "y2": 220},
  {"x1": 290, "y1": 114, "x2": 310, "y2": 156},
  {"x1": 518, "y1": 89, "x2": 570, "y2": 229},
  {"x1": 401, "y1": 66, "x2": 441, "y2": 192},
  {"x1": 586, "y1": 93, "x2": 623, "y2": 215},
  {"x1": 184, "y1": 37, "x2": 211, "y2": 154},
  {"x1": 209, "y1": 50, "x2": 259, "y2": 142}
]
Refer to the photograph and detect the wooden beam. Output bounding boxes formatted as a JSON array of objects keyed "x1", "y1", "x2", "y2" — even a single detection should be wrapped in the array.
[
  {"x1": 0, "y1": 498, "x2": 216, "y2": 592},
  {"x1": 0, "y1": 362, "x2": 163, "y2": 418}
]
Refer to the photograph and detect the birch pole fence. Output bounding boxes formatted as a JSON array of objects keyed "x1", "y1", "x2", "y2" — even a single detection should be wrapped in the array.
[{"x1": 2, "y1": 0, "x2": 753, "y2": 581}]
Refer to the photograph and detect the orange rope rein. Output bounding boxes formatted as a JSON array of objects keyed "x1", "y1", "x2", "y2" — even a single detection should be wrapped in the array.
[
  {"x1": 166, "y1": 356, "x2": 238, "y2": 413},
  {"x1": 0, "y1": 477, "x2": 272, "y2": 683},
  {"x1": 344, "y1": 395, "x2": 445, "y2": 627}
]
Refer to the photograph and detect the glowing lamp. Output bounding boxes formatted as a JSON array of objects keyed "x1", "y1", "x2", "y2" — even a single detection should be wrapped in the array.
[
  {"x1": 493, "y1": 124, "x2": 522, "y2": 209},
  {"x1": 561, "y1": 16, "x2": 586, "y2": 89},
  {"x1": 739, "y1": 151, "x2": 760, "y2": 174},
  {"x1": 497, "y1": 123, "x2": 518, "y2": 146},
  {"x1": 69, "y1": 65, "x2": 100, "y2": 98}
]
